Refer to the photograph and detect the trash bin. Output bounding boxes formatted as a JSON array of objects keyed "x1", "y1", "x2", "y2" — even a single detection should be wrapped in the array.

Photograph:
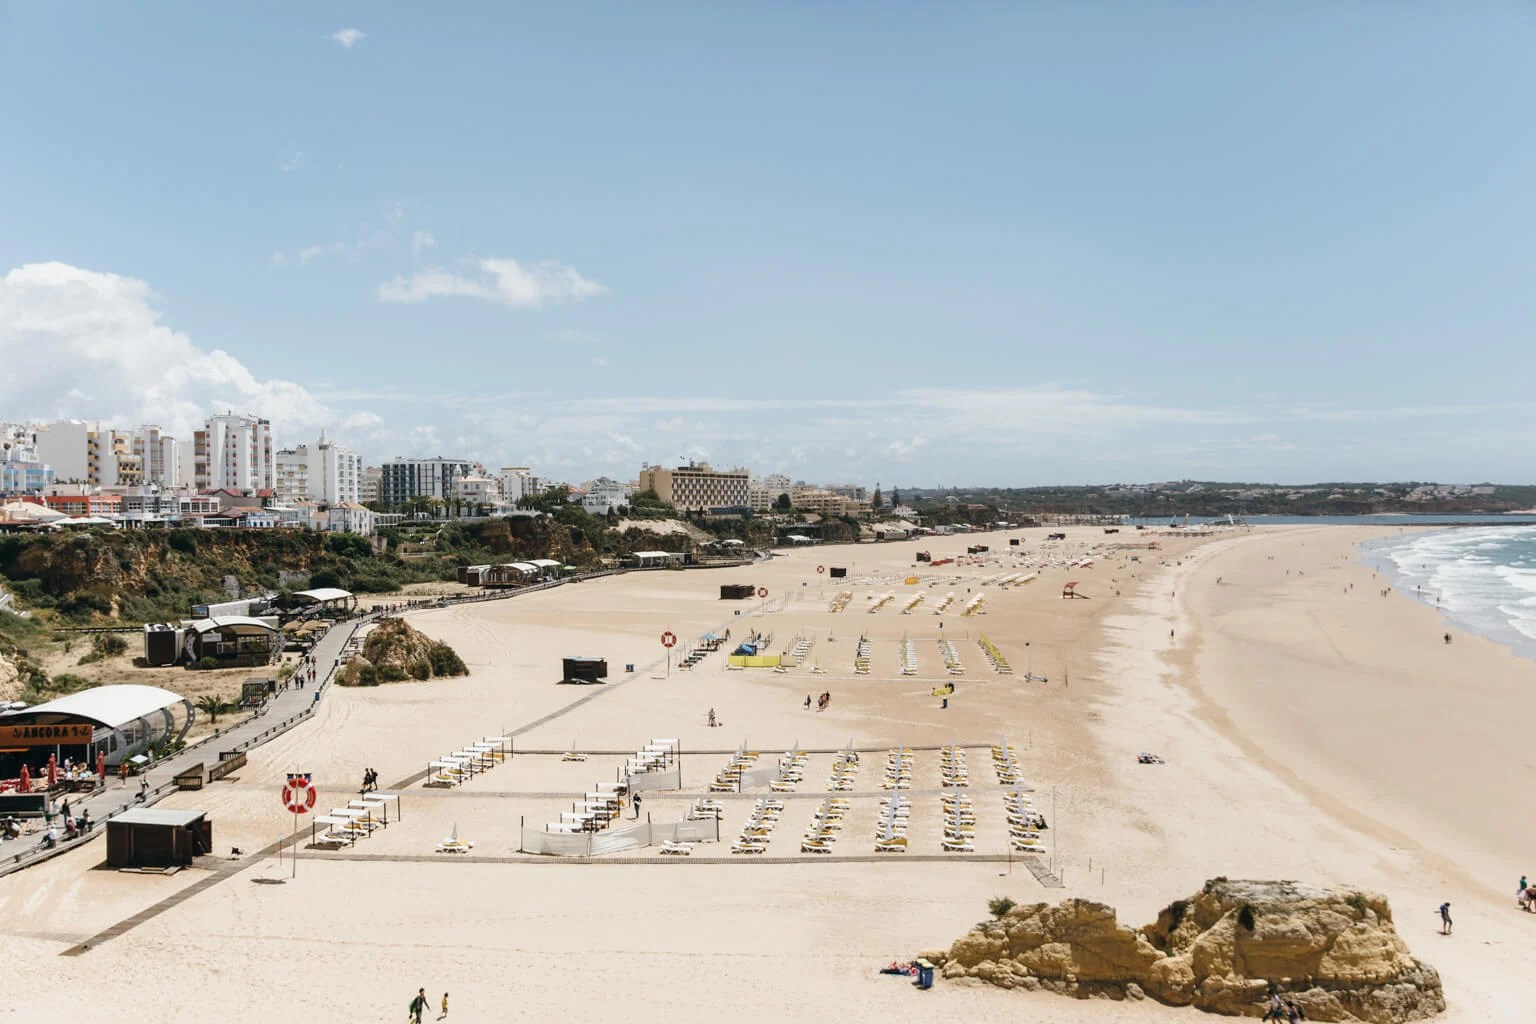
[
  {"x1": 914, "y1": 959, "x2": 934, "y2": 990},
  {"x1": 625, "y1": 663, "x2": 635, "y2": 674}
]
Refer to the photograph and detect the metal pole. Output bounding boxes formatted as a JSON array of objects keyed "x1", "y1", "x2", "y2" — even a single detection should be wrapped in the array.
[{"x1": 1051, "y1": 786, "x2": 1057, "y2": 874}]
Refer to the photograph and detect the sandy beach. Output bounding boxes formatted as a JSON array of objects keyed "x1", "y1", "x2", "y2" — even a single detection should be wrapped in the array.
[{"x1": 3, "y1": 523, "x2": 1532, "y2": 1022}]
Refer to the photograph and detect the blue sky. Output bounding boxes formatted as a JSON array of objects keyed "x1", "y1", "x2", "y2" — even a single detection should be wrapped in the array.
[{"x1": 3, "y1": 3, "x2": 1534, "y2": 485}]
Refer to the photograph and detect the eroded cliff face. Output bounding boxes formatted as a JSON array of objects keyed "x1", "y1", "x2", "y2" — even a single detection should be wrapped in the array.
[{"x1": 930, "y1": 880, "x2": 1444, "y2": 1023}]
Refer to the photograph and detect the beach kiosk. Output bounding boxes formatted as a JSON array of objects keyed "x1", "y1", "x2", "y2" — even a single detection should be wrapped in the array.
[{"x1": 106, "y1": 807, "x2": 212, "y2": 868}]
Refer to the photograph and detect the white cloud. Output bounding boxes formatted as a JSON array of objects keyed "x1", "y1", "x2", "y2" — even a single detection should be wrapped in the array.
[
  {"x1": 0, "y1": 262, "x2": 365, "y2": 444},
  {"x1": 331, "y1": 28, "x2": 365, "y2": 49},
  {"x1": 297, "y1": 241, "x2": 346, "y2": 265},
  {"x1": 410, "y1": 231, "x2": 436, "y2": 258},
  {"x1": 377, "y1": 257, "x2": 606, "y2": 309},
  {"x1": 280, "y1": 151, "x2": 305, "y2": 173},
  {"x1": 271, "y1": 250, "x2": 287, "y2": 266}
]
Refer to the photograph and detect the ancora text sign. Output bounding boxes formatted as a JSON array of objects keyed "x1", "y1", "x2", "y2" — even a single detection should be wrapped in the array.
[{"x1": 0, "y1": 724, "x2": 95, "y2": 746}]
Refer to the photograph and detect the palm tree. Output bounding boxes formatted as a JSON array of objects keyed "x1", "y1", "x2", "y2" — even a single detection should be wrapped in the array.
[{"x1": 195, "y1": 694, "x2": 230, "y2": 724}]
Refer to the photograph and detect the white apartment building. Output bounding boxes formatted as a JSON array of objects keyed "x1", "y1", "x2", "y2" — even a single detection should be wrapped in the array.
[
  {"x1": 579, "y1": 476, "x2": 630, "y2": 515},
  {"x1": 28, "y1": 420, "x2": 181, "y2": 488},
  {"x1": 326, "y1": 503, "x2": 377, "y2": 535},
  {"x1": 361, "y1": 466, "x2": 381, "y2": 504},
  {"x1": 274, "y1": 433, "x2": 362, "y2": 505},
  {"x1": 123, "y1": 425, "x2": 179, "y2": 487},
  {"x1": 380, "y1": 457, "x2": 480, "y2": 505},
  {"x1": 31, "y1": 420, "x2": 93, "y2": 482},
  {"x1": 454, "y1": 474, "x2": 502, "y2": 513},
  {"x1": 0, "y1": 423, "x2": 55, "y2": 494},
  {"x1": 637, "y1": 463, "x2": 750, "y2": 513},
  {"x1": 195, "y1": 413, "x2": 274, "y2": 493},
  {"x1": 497, "y1": 466, "x2": 547, "y2": 502},
  {"x1": 748, "y1": 473, "x2": 793, "y2": 512}
]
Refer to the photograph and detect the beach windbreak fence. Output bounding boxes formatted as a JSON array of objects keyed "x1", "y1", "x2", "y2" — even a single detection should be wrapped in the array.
[
  {"x1": 626, "y1": 767, "x2": 681, "y2": 793},
  {"x1": 739, "y1": 765, "x2": 781, "y2": 789},
  {"x1": 520, "y1": 818, "x2": 718, "y2": 857}
]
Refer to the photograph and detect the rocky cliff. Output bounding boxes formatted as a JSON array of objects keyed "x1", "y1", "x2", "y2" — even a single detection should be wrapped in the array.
[{"x1": 931, "y1": 879, "x2": 1444, "y2": 1022}]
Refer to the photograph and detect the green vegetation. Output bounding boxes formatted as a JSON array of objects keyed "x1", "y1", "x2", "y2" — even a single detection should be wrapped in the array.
[
  {"x1": 896, "y1": 482, "x2": 1536, "y2": 519},
  {"x1": 988, "y1": 896, "x2": 1017, "y2": 918},
  {"x1": 77, "y1": 632, "x2": 128, "y2": 664},
  {"x1": 195, "y1": 694, "x2": 234, "y2": 723}
]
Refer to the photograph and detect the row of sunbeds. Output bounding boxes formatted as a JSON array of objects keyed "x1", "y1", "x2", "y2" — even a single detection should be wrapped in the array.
[
  {"x1": 827, "y1": 751, "x2": 859, "y2": 791},
  {"x1": 993, "y1": 742, "x2": 1024, "y2": 785},
  {"x1": 799, "y1": 797, "x2": 848, "y2": 853},
  {"x1": 940, "y1": 745, "x2": 969, "y2": 788},
  {"x1": 874, "y1": 794, "x2": 909, "y2": 852},
  {"x1": 427, "y1": 736, "x2": 510, "y2": 787},
  {"x1": 769, "y1": 749, "x2": 809, "y2": 793},
  {"x1": 941, "y1": 793, "x2": 976, "y2": 852},
  {"x1": 828, "y1": 590, "x2": 854, "y2": 613},
  {"x1": 977, "y1": 634, "x2": 1012, "y2": 674},
  {"x1": 316, "y1": 793, "x2": 398, "y2": 848},
  {"x1": 939, "y1": 639, "x2": 965, "y2": 674},
  {"x1": 709, "y1": 749, "x2": 759, "y2": 792},
  {"x1": 882, "y1": 746, "x2": 914, "y2": 791},
  {"x1": 1006, "y1": 789, "x2": 1047, "y2": 854},
  {"x1": 898, "y1": 637, "x2": 918, "y2": 675},
  {"x1": 854, "y1": 635, "x2": 873, "y2": 675},
  {"x1": 730, "y1": 798, "x2": 784, "y2": 854}
]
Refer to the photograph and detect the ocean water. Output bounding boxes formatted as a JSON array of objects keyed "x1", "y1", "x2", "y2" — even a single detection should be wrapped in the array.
[{"x1": 1365, "y1": 526, "x2": 1536, "y2": 655}]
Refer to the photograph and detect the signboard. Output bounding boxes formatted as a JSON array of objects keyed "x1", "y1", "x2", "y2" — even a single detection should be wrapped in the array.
[
  {"x1": 660, "y1": 631, "x2": 677, "y2": 649},
  {"x1": 816, "y1": 565, "x2": 825, "y2": 574},
  {"x1": 0, "y1": 723, "x2": 94, "y2": 747},
  {"x1": 757, "y1": 587, "x2": 768, "y2": 598}
]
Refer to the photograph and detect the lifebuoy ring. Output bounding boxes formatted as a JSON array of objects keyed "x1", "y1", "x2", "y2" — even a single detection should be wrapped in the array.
[{"x1": 282, "y1": 777, "x2": 317, "y2": 814}]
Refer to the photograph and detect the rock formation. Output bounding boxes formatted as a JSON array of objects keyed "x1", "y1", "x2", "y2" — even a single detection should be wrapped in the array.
[
  {"x1": 930, "y1": 879, "x2": 1444, "y2": 1022},
  {"x1": 338, "y1": 617, "x2": 468, "y2": 685}
]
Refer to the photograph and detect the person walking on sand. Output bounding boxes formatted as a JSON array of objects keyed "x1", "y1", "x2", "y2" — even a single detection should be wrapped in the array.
[
  {"x1": 632, "y1": 792, "x2": 642, "y2": 819},
  {"x1": 409, "y1": 987, "x2": 427, "y2": 1024},
  {"x1": 439, "y1": 992, "x2": 448, "y2": 1019},
  {"x1": 1438, "y1": 901, "x2": 1453, "y2": 934}
]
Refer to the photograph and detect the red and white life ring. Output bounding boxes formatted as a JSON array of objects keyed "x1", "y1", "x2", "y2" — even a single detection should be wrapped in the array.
[{"x1": 281, "y1": 776, "x2": 318, "y2": 814}]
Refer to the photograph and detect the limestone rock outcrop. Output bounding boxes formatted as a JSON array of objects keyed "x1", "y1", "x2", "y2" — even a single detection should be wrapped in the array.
[{"x1": 932, "y1": 879, "x2": 1444, "y2": 1022}]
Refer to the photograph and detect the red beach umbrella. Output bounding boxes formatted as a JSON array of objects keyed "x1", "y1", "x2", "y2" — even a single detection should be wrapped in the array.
[
  {"x1": 47, "y1": 753, "x2": 58, "y2": 789},
  {"x1": 17, "y1": 764, "x2": 31, "y2": 794}
]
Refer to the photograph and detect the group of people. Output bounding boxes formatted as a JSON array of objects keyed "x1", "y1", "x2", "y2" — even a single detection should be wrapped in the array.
[
  {"x1": 360, "y1": 768, "x2": 380, "y2": 793},
  {"x1": 804, "y1": 691, "x2": 832, "y2": 712},
  {"x1": 283, "y1": 659, "x2": 319, "y2": 691},
  {"x1": 1262, "y1": 990, "x2": 1307, "y2": 1022},
  {"x1": 406, "y1": 987, "x2": 447, "y2": 1022}
]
